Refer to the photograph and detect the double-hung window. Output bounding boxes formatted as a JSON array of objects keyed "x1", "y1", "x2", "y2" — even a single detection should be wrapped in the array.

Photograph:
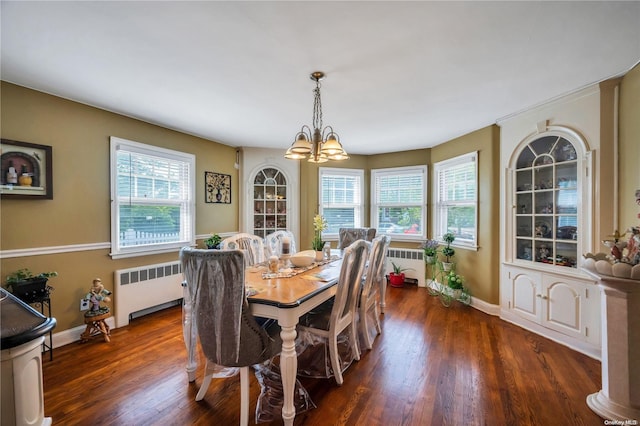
[
  {"x1": 434, "y1": 152, "x2": 477, "y2": 248},
  {"x1": 371, "y1": 166, "x2": 427, "y2": 239},
  {"x1": 110, "y1": 136, "x2": 195, "y2": 258},
  {"x1": 318, "y1": 168, "x2": 364, "y2": 237}
]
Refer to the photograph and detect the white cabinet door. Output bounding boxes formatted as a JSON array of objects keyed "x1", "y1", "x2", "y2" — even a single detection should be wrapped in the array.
[
  {"x1": 505, "y1": 266, "x2": 541, "y2": 324},
  {"x1": 541, "y1": 275, "x2": 583, "y2": 339}
]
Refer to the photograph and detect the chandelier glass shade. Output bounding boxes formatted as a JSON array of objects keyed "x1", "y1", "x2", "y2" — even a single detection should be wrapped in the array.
[{"x1": 284, "y1": 71, "x2": 348, "y2": 163}]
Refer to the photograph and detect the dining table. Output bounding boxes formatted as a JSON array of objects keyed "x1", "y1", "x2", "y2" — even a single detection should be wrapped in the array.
[{"x1": 183, "y1": 252, "x2": 343, "y2": 426}]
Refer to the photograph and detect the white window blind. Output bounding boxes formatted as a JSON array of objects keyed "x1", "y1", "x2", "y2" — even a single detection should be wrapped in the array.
[
  {"x1": 371, "y1": 166, "x2": 427, "y2": 238},
  {"x1": 434, "y1": 152, "x2": 477, "y2": 247},
  {"x1": 319, "y1": 168, "x2": 364, "y2": 235},
  {"x1": 110, "y1": 136, "x2": 195, "y2": 258}
]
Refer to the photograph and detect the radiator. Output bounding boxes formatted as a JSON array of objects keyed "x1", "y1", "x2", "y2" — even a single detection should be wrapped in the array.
[
  {"x1": 386, "y1": 248, "x2": 426, "y2": 287},
  {"x1": 114, "y1": 261, "x2": 183, "y2": 328}
]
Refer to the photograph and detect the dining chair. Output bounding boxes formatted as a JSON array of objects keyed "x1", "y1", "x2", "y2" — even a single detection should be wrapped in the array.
[
  {"x1": 296, "y1": 239, "x2": 369, "y2": 385},
  {"x1": 338, "y1": 227, "x2": 376, "y2": 249},
  {"x1": 359, "y1": 234, "x2": 391, "y2": 351},
  {"x1": 264, "y1": 230, "x2": 297, "y2": 258},
  {"x1": 220, "y1": 233, "x2": 266, "y2": 266},
  {"x1": 180, "y1": 247, "x2": 282, "y2": 426}
]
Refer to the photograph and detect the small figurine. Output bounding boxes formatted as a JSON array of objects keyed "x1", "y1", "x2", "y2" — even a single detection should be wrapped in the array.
[{"x1": 85, "y1": 278, "x2": 112, "y2": 316}]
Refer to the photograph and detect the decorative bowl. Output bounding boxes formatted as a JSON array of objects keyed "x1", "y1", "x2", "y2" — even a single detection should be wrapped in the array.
[{"x1": 289, "y1": 251, "x2": 315, "y2": 268}]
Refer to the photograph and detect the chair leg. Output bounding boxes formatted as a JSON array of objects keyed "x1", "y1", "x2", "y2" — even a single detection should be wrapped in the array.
[
  {"x1": 240, "y1": 367, "x2": 249, "y2": 426},
  {"x1": 373, "y1": 304, "x2": 382, "y2": 335},
  {"x1": 350, "y1": 323, "x2": 360, "y2": 361},
  {"x1": 359, "y1": 306, "x2": 373, "y2": 351},
  {"x1": 195, "y1": 361, "x2": 214, "y2": 401},
  {"x1": 329, "y1": 336, "x2": 343, "y2": 385}
]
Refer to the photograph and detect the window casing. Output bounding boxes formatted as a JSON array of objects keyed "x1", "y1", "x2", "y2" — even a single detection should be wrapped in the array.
[
  {"x1": 110, "y1": 136, "x2": 195, "y2": 258},
  {"x1": 371, "y1": 165, "x2": 427, "y2": 240},
  {"x1": 434, "y1": 152, "x2": 477, "y2": 248},
  {"x1": 319, "y1": 168, "x2": 364, "y2": 237}
]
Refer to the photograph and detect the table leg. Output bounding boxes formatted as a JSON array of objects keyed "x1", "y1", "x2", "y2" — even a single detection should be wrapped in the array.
[{"x1": 279, "y1": 323, "x2": 298, "y2": 426}]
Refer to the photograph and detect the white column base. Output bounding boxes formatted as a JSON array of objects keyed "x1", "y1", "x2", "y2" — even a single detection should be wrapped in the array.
[{"x1": 587, "y1": 390, "x2": 640, "y2": 422}]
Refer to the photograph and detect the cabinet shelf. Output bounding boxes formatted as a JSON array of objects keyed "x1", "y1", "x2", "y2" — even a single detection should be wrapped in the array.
[{"x1": 512, "y1": 136, "x2": 581, "y2": 269}]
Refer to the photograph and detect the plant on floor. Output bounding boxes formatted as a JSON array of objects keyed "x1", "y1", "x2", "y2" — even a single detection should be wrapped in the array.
[{"x1": 389, "y1": 261, "x2": 414, "y2": 287}]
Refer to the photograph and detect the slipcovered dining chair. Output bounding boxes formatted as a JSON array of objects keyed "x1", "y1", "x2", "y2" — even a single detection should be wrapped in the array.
[
  {"x1": 180, "y1": 248, "x2": 282, "y2": 426},
  {"x1": 296, "y1": 239, "x2": 369, "y2": 385},
  {"x1": 264, "y1": 230, "x2": 297, "y2": 258},
  {"x1": 358, "y1": 234, "x2": 391, "y2": 351},
  {"x1": 220, "y1": 233, "x2": 266, "y2": 266},
  {"x1": 338, "y1": 227, "x2": 376, "y2": 249}
]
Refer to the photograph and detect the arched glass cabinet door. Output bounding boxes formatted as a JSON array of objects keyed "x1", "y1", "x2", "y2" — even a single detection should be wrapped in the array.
[
  {"x1": 252, "y1": 167, "x2": 287, "y2": 238},
  {"x1": 513, "y1": 135, "x2": 581, "y2": 268}
]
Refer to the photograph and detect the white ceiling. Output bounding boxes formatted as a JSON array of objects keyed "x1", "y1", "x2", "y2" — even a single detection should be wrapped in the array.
[{"x1": 2, "y1": 1, "x2": 639, "y2": 155}]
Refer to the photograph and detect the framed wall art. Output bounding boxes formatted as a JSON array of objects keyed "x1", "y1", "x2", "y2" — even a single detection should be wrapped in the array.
[
  {"x1": 205, "y1": 171, "x2": 231, "y2": 204},
  {"x1": 1, "y1": 139, "x2": 53, "y2": 199}
]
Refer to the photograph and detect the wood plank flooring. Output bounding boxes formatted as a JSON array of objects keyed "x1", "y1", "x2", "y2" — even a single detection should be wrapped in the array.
[{"x1": 42, "y1": 285, "x2": 604, "y2": 425}]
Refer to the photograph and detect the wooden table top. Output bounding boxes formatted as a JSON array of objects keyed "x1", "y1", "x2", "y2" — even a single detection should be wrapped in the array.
[{"x1": 246, "y1": 258, "x2": 342, "y2": 308}]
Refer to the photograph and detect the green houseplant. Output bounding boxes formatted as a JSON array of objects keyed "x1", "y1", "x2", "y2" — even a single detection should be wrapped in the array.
[
  {"x1": 5, "y1": 268, "x2": 58, "y2": 301},
  {"x1": 441, "y1": 232, "x2": 456, "y2": 270},
  {"x1": 204, "y1": 233, "x2": 222, "y2": 249},
  {"x1": 389, "y1": 261, "x2": 413, "y2": 288}
]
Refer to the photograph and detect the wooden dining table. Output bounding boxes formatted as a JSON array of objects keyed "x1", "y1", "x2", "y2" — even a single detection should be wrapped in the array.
[
  {"x1": 246, "y1": 255, "x2": 342, "y2": 425},
  {"x1": 182, "y1": 253, "x2": 343, "y2": 426}
]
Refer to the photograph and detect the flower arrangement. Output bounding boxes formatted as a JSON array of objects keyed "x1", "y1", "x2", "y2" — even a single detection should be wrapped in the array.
[
  {"x1": 312, "y1": 214, "x2": 328, "y2": 251},
  {"x1": 441, "y1": 232, "x2": 456, "y2": 263},
  {"x1": 420, "y1": 239, "x2": 439, "y2": 261}
]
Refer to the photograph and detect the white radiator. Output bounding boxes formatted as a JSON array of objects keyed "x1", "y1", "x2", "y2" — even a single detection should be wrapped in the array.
[
  {"x1": 386, "y1": 248, "x2": 426, "y2": 287},
  {"x1": 114, "y1": 260, "x2": 183, "y2": 328}
]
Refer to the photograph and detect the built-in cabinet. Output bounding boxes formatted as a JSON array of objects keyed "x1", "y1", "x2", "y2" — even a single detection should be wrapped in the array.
[
  {"x1": 514, "y1": 136, "x2": 581, "y2": 268},
  {"x1": 498, "y1": 81, "x2": 621, "y2": 360},
  {"x1": 252, "y1": 167, "x2": 288, "y2": 238},
  {"x1": 501, "y1": 129, "x2": 600, "y2": 358},
  {"x1": 502, "y1": 266, "x2": 600, "y2": 346},
  {"x1": 240, "y1": 148, "x2": 299, "y2": 243}
]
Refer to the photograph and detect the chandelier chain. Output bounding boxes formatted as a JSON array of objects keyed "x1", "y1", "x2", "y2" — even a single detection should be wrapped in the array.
[{"x1": 312, "y1": 82, "x2": 323, "y2": 130}]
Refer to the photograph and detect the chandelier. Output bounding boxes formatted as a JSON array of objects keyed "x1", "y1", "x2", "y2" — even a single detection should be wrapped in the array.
[{"x1": 284, "y1": 71, "x2": 349, "y2": 163}]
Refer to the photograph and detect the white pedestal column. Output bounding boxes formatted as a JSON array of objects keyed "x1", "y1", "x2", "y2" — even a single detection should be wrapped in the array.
[
  {"x1": 584, "y1": 273, "x2": 640, "y2": 421},
  {"x1": 1, "y1": 336, "x2": 52, "y2": 426}
]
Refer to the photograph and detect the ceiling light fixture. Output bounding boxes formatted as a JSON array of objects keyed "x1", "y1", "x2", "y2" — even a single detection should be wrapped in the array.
[{"x1": 284, "y1": 71, "x2": 349, "y2": 163}]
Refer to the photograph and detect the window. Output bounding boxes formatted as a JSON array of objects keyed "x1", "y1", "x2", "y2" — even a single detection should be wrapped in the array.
[
  {"x1": 434, "y1": 152, "x2": 477, "y2": 248},
  {"x1": 110, "y1": 136, "x2": 195, "y2": 258},
  {"x1": 319, "y1": 168, "x2": 364, "y2": 236},
  {"x1": 371, "y1": 166, "x2": 427, "y2": 239}
]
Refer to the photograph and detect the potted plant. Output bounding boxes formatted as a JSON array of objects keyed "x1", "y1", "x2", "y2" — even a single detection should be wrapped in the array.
[
  {"x1": 204, "y1": 233, "x2": 222, "y2": 249},
  {"x1": 312, "y1": 214, "x2": 328, "y2": 261},
  {"x1": 5, "y1": 268, "x2": 57, "y2": 302},
  {"x1": 420, "y1": 239, "x2": 439, "y2": 264},
  {"x1": 389, "y1": 261, "x2": 413, "y2": 288},
  {"x1": 441, "y1": 232, "x2": 456, "y2": 271}
]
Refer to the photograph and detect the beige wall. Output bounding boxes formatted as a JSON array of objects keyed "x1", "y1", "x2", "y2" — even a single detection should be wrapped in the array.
[
  {"x1": 430, "y1": 126, "x2": 501, "y2": 303},
  {"x1": 1, "y1": 82, "x2": 238, "y2": 331},
  {"x1": 619, "y1": 63, "x2": 640, "y2": 228}
]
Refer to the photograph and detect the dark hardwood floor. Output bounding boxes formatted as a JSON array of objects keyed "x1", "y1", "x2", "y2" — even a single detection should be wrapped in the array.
[{"x1": 43, "y1": 285, "x2": 604, "y2": 425}]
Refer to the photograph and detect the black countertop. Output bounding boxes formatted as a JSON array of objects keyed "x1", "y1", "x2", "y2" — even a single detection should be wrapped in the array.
[{"x1": 1, "y1": 287, "x2": 56, "y2": 350}]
